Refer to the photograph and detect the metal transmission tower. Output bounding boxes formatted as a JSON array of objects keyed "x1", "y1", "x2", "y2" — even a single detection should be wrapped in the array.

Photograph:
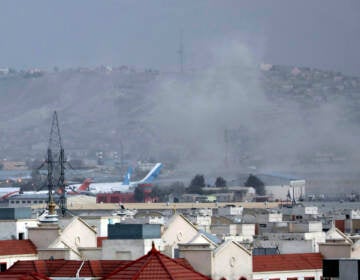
[{"x1": 46, "y1": 111, "x2": 67, "y2": 217}]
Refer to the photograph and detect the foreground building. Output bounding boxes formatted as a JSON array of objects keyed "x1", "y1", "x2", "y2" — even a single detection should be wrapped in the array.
[
  {"x1": 27, "y1": 216, "x2": 98, "y2": 260},
  {"x1": 179, "y1": 240, "x2": 252, "y2": 280},
  {"x1": 0, "y1": 240, "x2": 37, "y2": 271},
  {"x1": 5, "y1": 244, "x2": 211, "y2": 280},
  {"x1": 323, "y1": 258, "x2": 360, "y2": 280},
  {"x1": 252, "y1": 253, "x2": 323, "y2": 280}
]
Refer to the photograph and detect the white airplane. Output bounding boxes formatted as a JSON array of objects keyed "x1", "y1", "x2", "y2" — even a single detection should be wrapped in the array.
[
  {"x1": 0, "y1": 187, "x2": 21, "y2": 200},
  {"x1": 67, "y1": 163, "x2": 162, "y2": 194}
]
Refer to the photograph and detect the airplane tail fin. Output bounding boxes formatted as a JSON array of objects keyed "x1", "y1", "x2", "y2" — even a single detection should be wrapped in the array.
[
  {"x1": 1, "y1": 189, "x2": 20, "y2": 200},
  {"x1": 138, "y1": 163, "x2": 162, "y2": 184},
  {"x1": 77, "y1": 178, "x2": 92, "y2": 192},
  {"x1": 123, "y1": 167, "x2": 132, "y2": 185}
]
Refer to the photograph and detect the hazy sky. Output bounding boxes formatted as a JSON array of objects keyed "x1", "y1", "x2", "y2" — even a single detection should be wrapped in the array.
[{"x1": 0, "y1": 0, "x2": 359, "y2": 75}]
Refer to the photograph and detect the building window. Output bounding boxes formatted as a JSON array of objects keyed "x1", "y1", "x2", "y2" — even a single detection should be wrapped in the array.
[
  {"x1": 323, "y1": 259, "x2": 339, "y2": 277},
  {"x1": 174, "y1": 248, "x2": 180, "y2": 258},
  {"x1": 18, "y1": 232, "x2": 24, "y2": 240},
  {"x1": 287, "y1": 278, "x2": 297, "y2": 280},
  {"x1": 304, "y1": 277, "x2": 315, "y2": 280},
  {"x1": 0, "y1": 263, "x2": 6, "y2": 272}
]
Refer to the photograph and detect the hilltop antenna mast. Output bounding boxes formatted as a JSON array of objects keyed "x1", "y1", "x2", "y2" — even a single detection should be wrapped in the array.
[{"x1": 177, "y1": 30, "x2": 184, "y2": 73}]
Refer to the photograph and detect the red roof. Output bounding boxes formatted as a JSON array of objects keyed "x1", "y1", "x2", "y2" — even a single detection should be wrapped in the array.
[
  {"x1": 253, "y1": 253, "x2": 323, "y2": 272},
  {"x1": 0, "y1": 240, "x2": 37, "y2": 256},
  {"x1": 8, "y1": 245, "x2": 209, "y2": 279},
  {"x1": 103, "y1": 244, "x2": 211, "y2": 280},
  {"x1": 0, "y1": 272, "x2": 50, "y2": 280},
  {"x1": 8, "y1": 260, "x2": 130, "y2": 278}
]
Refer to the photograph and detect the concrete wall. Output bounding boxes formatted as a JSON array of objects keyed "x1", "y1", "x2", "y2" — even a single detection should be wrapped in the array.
[
  {"x1": 102, "y1": 238, "x2": 162, "y2": 260},
  {"x1": 290, "y1": 221, "x2": 322, "y2": 233},
  {"x1": 339, "y1": 259, "x2": 358, "y2": 280},
  {"x1": 217, "y1": 206, "x2": 243, "y2": 216},
  {"x1": 304, "y1": 231, "x2": 326, "y2": 241},
  {"x1": 256, "y1": 213, "x2": 282, "y2": 223},
  {"x1": 211, "y1": 224, "x2": 236, "y2": 237},
  {"x1": 79, "y1": 248, "x2": 102, "y2": 260},
  {"x1": 304, "y1": 206, "x2": 319, "y2": 215},
  {"x1": 190, "y1": 215, "x2": 211, "y2": 228},
  {"x1": 0, "y1": 221, "x2": 16, "y2": 240},
  {"x1": 37, "y1": 249, "x2": 71, "y2": 260},
  {"x1": 268, "y1": 213, "x2": 283, "y2": 222},
  {"x1": 213, "y1": 224, "x2": 255, "y2": 242},
  {"x1": 146, "y1": 216, "x2": 165, "y2": 224},
  {"x1": 349, "y1": 209, "x2": 360, "y2": 219},
  {"x1": 224, "y1": 235, "x2": 253, "y2": 243},
  {"x1": 257, "y1": 239, "x2": 314, "y2": 254},
  {"x1": 345, "y1": 219, "x2": 352, "y2": 233},
  {"x1": 308, "y1": 221, "x2": 323, "y2": 232},
  {"x1": 60, "y1": 218, "x2": 97, "y2": 250},
  {"x1": 161, "y1": 215, "x2": 198, "y2": 256},
  {"x1": 213, "y1": 242, "x2": 252, "y2": 280},
  {"x1": 237, "y1": 224, "x2": 255, "y2": 236},
  {"x1": 319, "y1": 243, "x2": 352, "y2": 258},
  {"x1": 0, "y1": 219, "x2": 38, "y2": 240},
  {"x1": 178, "y1": 244, "x2": 213, "y2": 277},
  {"x1": 260, "y1": 231, "x2": 325, "y2": 253},
  {"x1": 28, "y1": 225, "x2": 60, "y2": 248},
  {"x1": 352, "y1": 219, "x2": 360, "y2": 234}
]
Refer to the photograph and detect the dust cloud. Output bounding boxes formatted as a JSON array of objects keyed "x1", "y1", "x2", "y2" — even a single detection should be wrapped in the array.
[{"x1": 146, "y1": 41, "x2": 360, "y2": 179}]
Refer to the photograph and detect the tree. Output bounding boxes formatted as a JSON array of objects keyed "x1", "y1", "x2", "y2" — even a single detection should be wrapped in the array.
[
  {"x1": 134, "y1": 186, "x2": 145, "y2": 202},
  {"x1": 186, "y1": 174, "x2": 205, "y2": 194},
  {"x1": 215, "y1": 176, "x2": 227, "y2": 187},
  {"x1": 244, "y1": 174, "x2": 265, "y2": 195}
]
